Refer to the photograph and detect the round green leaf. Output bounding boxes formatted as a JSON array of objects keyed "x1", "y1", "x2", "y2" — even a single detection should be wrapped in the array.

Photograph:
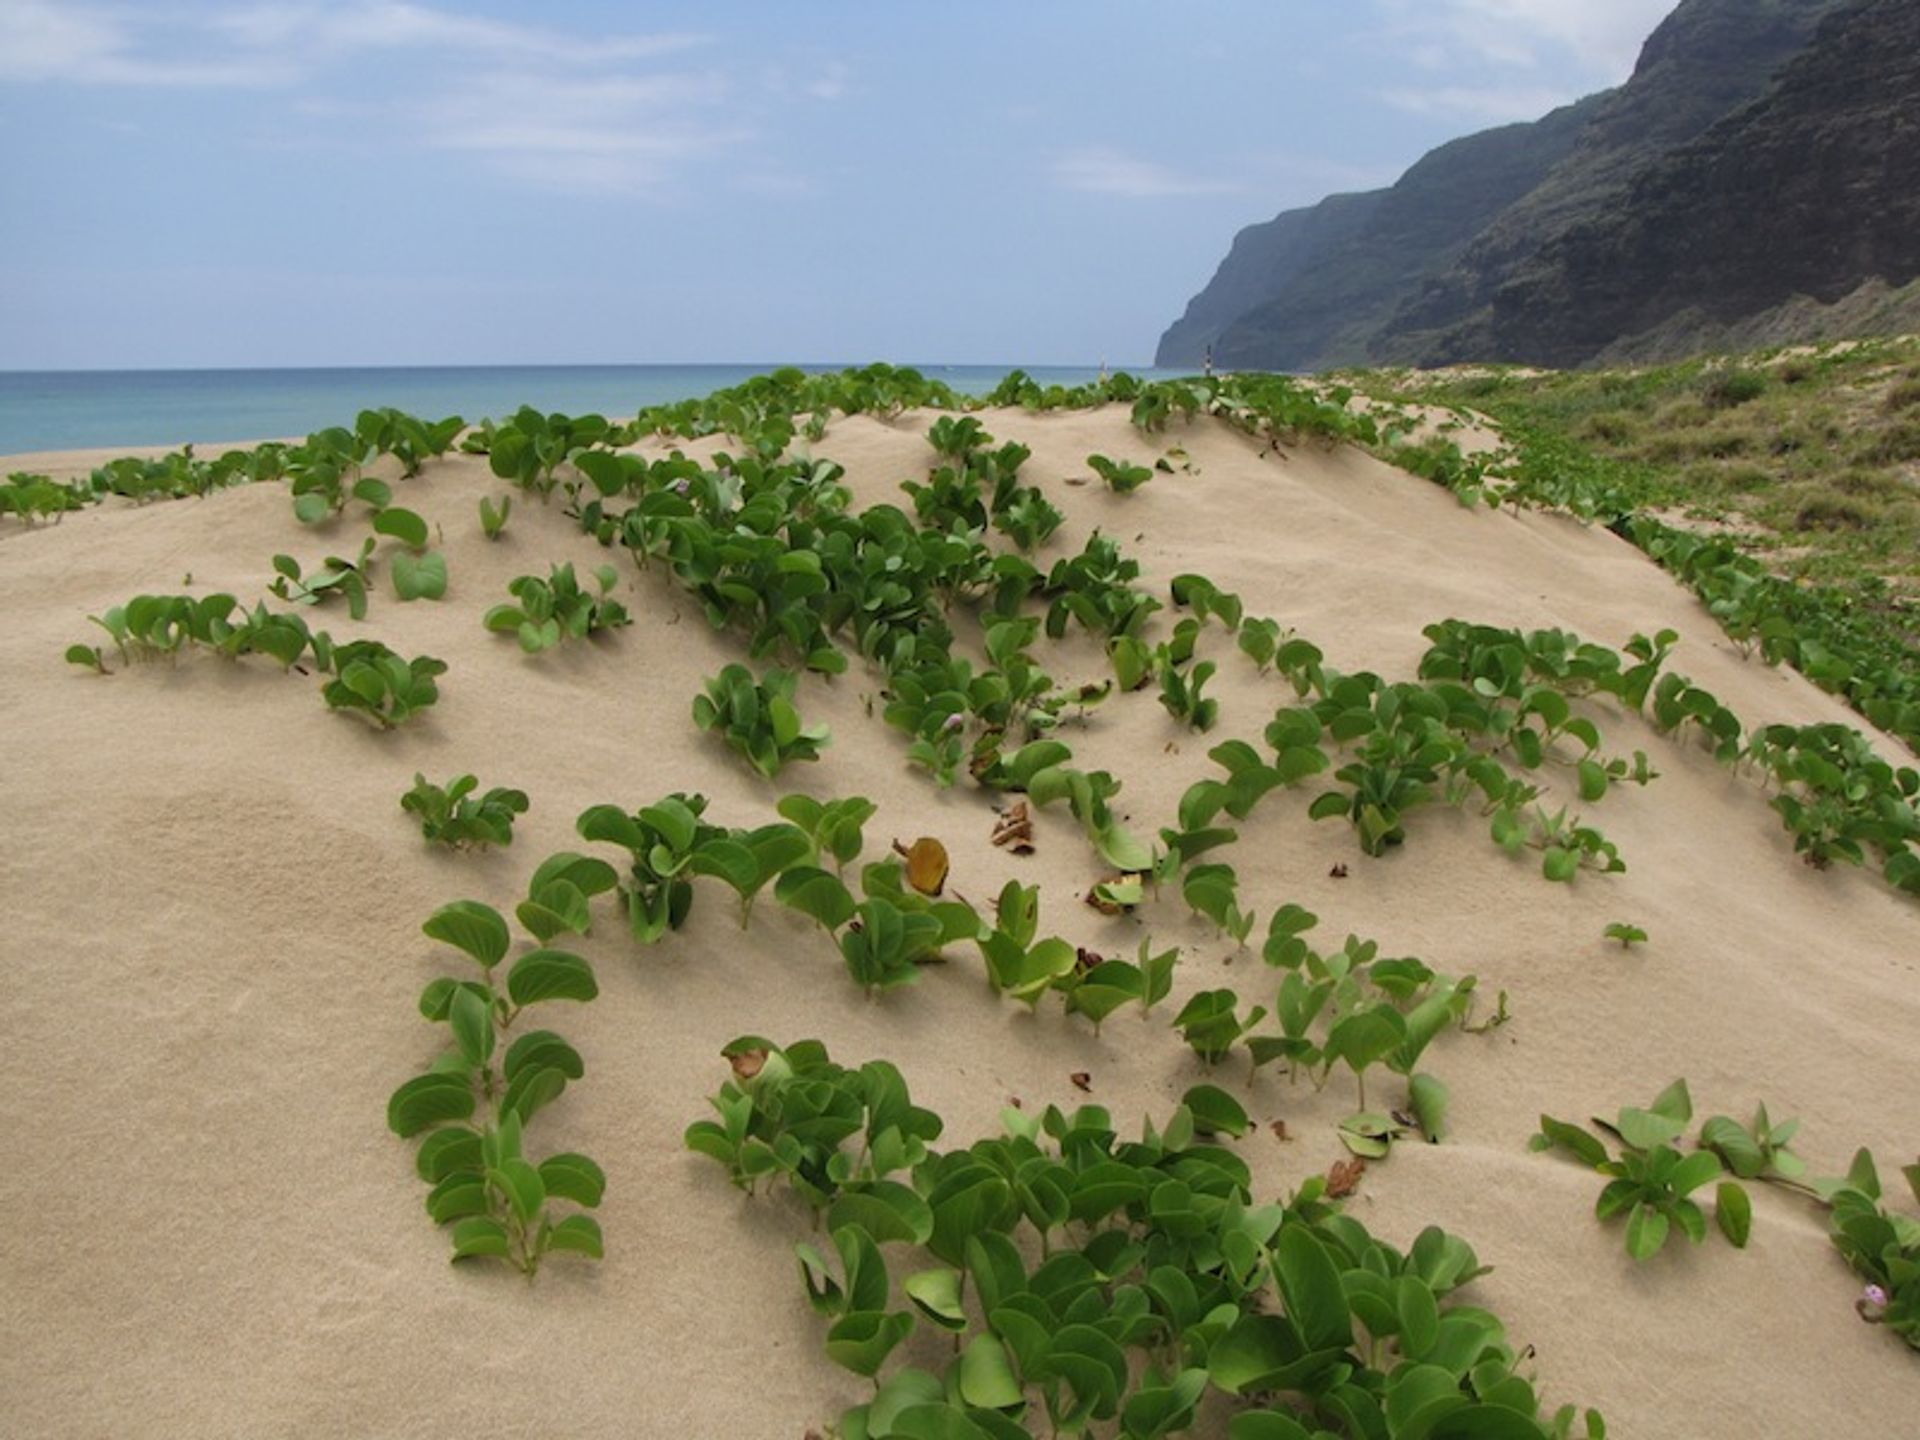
[
  {"x1": 387, "y1": 1073, "x2": 475, "y2": 1137},
  {"x1": 506, "y1": 948, "x2": 598, "y2": 1005},
  {"x1": 373, "y1": 506, "x2": 429, "y2": 551},
  {"x1": 958, "y1": 1334, "x2": 1023, "y2": 1410},
  {"x1": 1715, "y1": 1182, "x2": 1752, "y2": 1248},
  {"x1": 539, "y1": 1152, "x2": 607, "y2": 1208},
  {"x1": 448, "y1": 1216, "x2": 509, "y2": 1261},
  {"x1": 422, "y1": 900, "x2": 510, "y2": 968}
]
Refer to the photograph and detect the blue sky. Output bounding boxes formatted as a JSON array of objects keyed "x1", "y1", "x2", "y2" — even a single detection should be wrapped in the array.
[{"x1": 0, "y1": 0, "x2": 1675, "y2": 369}]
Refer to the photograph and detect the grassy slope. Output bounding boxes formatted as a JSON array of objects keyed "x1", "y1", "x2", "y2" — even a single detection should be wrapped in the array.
[{"x1": 1358, "y1": 336, "x2": 1920, "y2": 593}]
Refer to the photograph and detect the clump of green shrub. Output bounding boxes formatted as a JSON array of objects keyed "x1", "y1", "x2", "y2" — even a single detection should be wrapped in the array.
[
  {"x1": 484, "y1": 562, "x2": 629, "y2": 653},
  {"x1": 401, "y1": 774, "x2": 529, "y2": 850},
  {"x1": 388, "y1": 900, "x2": 604, "y2": 1275},
  {"x1": 693, "y1": 663, "x2": 830, "y2": 778},
  {"x1": 1702, "y1": 369, "x2": 1767, "y2": 409},
  {"x1": 687, "y1": 1039, "x2": 1609, "y2": 1438}
]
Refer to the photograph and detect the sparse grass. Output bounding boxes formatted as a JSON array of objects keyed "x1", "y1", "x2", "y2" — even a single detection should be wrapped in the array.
[
  {"x1": 1881, "y1": 378, "x2": 1920, "y2": 413},
  {"x1": 1702, "y1": 368, "x2": 1767, "y2": 409},
  {"x1": 1372, "y1": 337, "x2": 1920, "y2": 593}
]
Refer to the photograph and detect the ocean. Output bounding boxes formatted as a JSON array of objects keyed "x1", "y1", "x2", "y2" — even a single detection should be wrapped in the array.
[{"x1": 0, "y1": 364, "x2": 1182, "y2": 457}]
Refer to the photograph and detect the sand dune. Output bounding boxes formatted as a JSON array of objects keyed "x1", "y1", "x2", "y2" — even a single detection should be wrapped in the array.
[{"x1": 1, "y1": 405, "x2": 1914, "y2": 1437}]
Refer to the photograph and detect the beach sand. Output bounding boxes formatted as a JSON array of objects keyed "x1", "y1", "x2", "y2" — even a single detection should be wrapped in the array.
[{"x1": 1, "y1": 406, "x2": 1914, "y2": 1437}]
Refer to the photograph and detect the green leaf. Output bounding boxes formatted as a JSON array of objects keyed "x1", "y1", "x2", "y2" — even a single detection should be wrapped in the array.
[
  {"x1": 414, "y1": 1125, "x2": 481, "y2": 1183},
  {"x1": 1542, "y1": 847, "x2": 1578, "y2": 883},
  {"x1": 1308, "y1": 792, "x2": 1350, "y2": 822},
  {"x1": 1430, "y1": 1406, "x2": 1562, "y2": 1440},
  {"x1": 502, "y1": 1029, "x2": 584, "y2": 1084},
  {"x1": 1715, "y1": 1182, "x2": 1751, "y2": 1248},
  {"x1": 517, "y1": 879, "x2": 592, "y2": 943},
  {"x1": 387, "y1": 1073, "x2": 475, "y2": 1137},
  {"x1": 447, "y1": 985, "x2": 494, "y2": 1068},
  {"x1": 502, "y1": 1065, "x2": 566, "y2": 1124},
  {"x1": 373, "y1": 506, "x2": 429, "y2": 550},
  {"x1": 1577, "y1": 759, "x2": 1609, "y2": 802},
  {"x1": 1410, "y1": 1072, "x2": 1449, "y2": 1143},
  {"x1": 1181, "y1": 1084, "x2": 1250, "y2": 1138},
  {"x1": 448, "y1": 1216, "x2": 510, "y2": 1261},
  {"x1": 957, "y1": 1333, "x2": 1023, "y2": 1409},
  {"x1": 425, "y1": 1177, "x2": 487, "y2": 1226},
  {"x1": 393, "y1": 549, "x2": 448, "y2": 601},
  {"x1": 1395, "y1": 1276, "x2": 1440, "y2": 1360},
  {"x1": 1228, "y1": 1416, "x2": 1313, "y2": 1440},
  {"x1": 870, "y1": 1371, "x2": 947, "y2": 1432},
  {"x1": 827, "y1": 1182, "x2": 935, "y2": 1247},
  {"x1": 1615, "y1": 1107, "x2": 1686, "y2": 1151},
  {"x1": 1669, "y1": 1150, "x2": 1723, "y2": 1198},
  {"x1": 488, "y1": 1157, "x2": 545, "y2": 1226},
  {"x1": 422, "y1": 900, "x2": 510, "y2": 969},
  {"x1": 506, "y1": 948, "x2": 599, "y2": 1005},
  {"x1": 1533, "y1": 1115, "x2": 1608, "y2": 1169},
  {"x1": 825, "y1": 1310, "x2": 913, "y2": 1379},
  {"x1": 539, "y1": 1152, "x2": 606, "y2": 1207},
  {"x1": 1845, "y1": 1146, "x2": 1881, "y2": 1199},
  {"x1": 903, "y1": 1267, "x2": 968, "y2": 1331},
  {"x1": 1647, "y1": 1077, "x2": 1693, "y2": 1123},
  {"x1": 545, "y1": 1214, "x2": 604, "y2": 1258},
  {"x1": 1624, "y1": 1203, "x2": 1670, "y2": 1261},
  {"x1": 1273, "y1": 1223, "x2": 1353, "y2": 1352}
]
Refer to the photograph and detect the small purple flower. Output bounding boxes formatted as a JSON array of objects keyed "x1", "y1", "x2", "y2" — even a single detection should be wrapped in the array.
[
  {"x1": 940, "y1": 713, "x2": 966, "y2": 734},
  {"x1": 1856, "y1": 1283, "x2": 1890, "y2": 1325}
]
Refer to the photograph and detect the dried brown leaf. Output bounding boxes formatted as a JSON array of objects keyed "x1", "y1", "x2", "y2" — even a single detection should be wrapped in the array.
[{"x1": 1326, "y1": 1156, "x2": 1366, "y2": 1199}]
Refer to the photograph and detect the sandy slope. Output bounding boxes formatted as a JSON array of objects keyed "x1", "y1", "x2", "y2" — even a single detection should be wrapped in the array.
[{"x1": 0, "y1": 407, "x2": 1914, "y2": 1438}]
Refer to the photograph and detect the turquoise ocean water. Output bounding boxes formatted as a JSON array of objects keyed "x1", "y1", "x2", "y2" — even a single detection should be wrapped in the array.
[{"x1": 0, "y1": 364, "x2": 1182, "y2": 456}]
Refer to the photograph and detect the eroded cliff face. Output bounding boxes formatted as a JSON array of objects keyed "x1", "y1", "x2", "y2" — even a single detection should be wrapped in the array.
[
  {"x1": 1155, "y1": 190, "x2": 1383, "y2": 369},
  {"x1": 1158, "y1": 0, "x2": 1908, "y2": 372},
  {"x1": 1378, "y1": 0, "x2": 1848, "y2": 364},
  {"x1": 1202, "y1": 98, "x2": 1600, "y2": 371},
  {"x1": 1475, "y1": 0, "x2": 1920, "y2": 367}
]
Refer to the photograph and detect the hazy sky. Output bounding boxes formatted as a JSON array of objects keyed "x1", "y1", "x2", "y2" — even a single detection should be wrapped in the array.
[{"x1": 0, "y1": 0, "x2": 1676, "y2": 369}]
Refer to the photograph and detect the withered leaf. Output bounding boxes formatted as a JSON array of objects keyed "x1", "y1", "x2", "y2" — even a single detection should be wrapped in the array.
[
  {"x1": 1069, "y1": 1072, "x2": 1092, "y2": 1093},
  {"x1": 729, "y1": 1048, "x2": 769, "y2": 1082},
  {"x1": 991, "y1": 801, "x2": 1034, "y2": 855},
  {"x1": 893, "y1": 836, "x2": 950, "y2": 895},
  {"x1": 1326, "y1": 1156, "x2": 1366, "y2": 1199}
]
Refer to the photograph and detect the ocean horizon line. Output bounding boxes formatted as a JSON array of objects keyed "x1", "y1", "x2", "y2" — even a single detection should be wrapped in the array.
[
  {"x1": 0, "y1": 360, "x2": 1182, "y2": 454},
  {"x1": 0, "y1": 359, "x2": 1159, "y2": 377}
]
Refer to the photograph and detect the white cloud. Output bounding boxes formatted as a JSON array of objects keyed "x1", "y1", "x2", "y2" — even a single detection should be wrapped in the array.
[
  {"x1": 1378, "y1": 83, "x2": 1579, "y2": 124},
  {"x1": 1053, "y1": 147, "x2": 1238, "y2": 199},
  {"x1": 804, "y1": 60, "x2": 850, "y2": 101},
  {"x1": 0, "y1": 0, "x2": 282, "y2": 86},
  {"x1": 210, "y1": 2, "x2": 706, "y2": 68},
  {"x1": 0, "y1": 0, "x2": 751, "y2": 199},
  {"x1": 1441, "y1": 0, "x2": 1675, "y2": 79},
  {"x1": 1376, "y1": 0, "x2": 1675, "y2": 89},
  {"x1": 411, "y1": 70, "x2": 744, "y2": 197}
]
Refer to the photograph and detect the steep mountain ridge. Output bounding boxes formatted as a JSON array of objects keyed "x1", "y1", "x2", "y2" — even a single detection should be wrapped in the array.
[
  {"x1": 1155, "y1": 97, "x2": 1599, "y2": 370},
  {"x1": 1475, "y1": 0, "x2": 1920, "y2": 366},
  {"x1": 1157, "y1": 0, "x2": 1879, "y2": 371}
]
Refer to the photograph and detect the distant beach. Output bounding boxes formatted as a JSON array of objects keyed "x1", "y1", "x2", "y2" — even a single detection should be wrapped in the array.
[{"x1": 0, "y1": 364, "x2": 1178, "y2": 455}]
